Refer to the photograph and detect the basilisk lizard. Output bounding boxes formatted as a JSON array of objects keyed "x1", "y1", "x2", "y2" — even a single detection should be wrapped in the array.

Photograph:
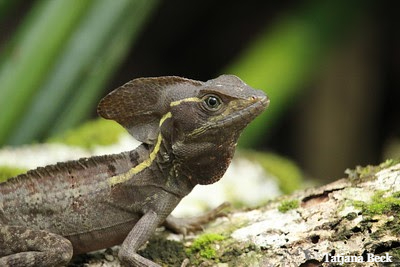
[{"x1": 0, "y1": 75, "x2": 269, "y2": 266}]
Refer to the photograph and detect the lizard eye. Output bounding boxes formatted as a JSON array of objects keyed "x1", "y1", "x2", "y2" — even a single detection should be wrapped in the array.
[{"x1": 202, "y1": 94, "x2": 222, "y2": 111}]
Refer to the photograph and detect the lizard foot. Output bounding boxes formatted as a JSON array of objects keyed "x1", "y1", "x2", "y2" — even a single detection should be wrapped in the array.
[{"x1": 163, "y1": 202, "x2": 230, "y2": 236}]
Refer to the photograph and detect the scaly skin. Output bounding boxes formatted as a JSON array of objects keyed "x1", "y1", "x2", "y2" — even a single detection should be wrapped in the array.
[{"x1": 0, "y1": 75, "x2": 269, "y2": 266}]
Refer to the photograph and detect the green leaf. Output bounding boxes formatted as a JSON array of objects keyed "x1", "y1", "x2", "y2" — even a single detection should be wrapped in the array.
[
  {"x1": 51, "y1": 0, "x2": 159, "y2": 135},
  {"x1": 5, "y1": 0, "x2": 159, "y2": 145},
  {"x1": 0, "y1": 0, "x2": 93, "y2": 144}
]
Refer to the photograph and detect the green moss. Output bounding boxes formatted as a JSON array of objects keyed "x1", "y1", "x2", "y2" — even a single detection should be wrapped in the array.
[
  {"x1": 345, "y1": 212, "x2": 358, "y2": 221},
  {"x1": 390, "y1": 248, "x2": 400, "y2": 263},
  {"x1": 278, "y1": 199, "x2": 299, "y2": 213},
  {"x1": 48, "y1": 119, "x2": 125, "y2": 149},
  {"x1": 186, "y1": 233, "x2": 226, "y2": 260},
  {"x1": 345, "y1": 159, "x2": 399, "y2": 180},
  {"x1": 0, "y1": 165, "x2": 27, "y2": 182},
  {"x1": 242, "y1": 151, "x2": 303, "y2": 194},
  {"x1": 354, "y1": 191, "x2": 400, "y2": 216}
]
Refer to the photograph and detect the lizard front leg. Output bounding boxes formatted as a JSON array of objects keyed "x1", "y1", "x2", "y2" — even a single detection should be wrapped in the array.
[
  {"x1": 118, "y1": 210, "x2": 164, "y2": 267},
  {"x1": 0, "y1": 225, "x2": 73, "y2": 267}
]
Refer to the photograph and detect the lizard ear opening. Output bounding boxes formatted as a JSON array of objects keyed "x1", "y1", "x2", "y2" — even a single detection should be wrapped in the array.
[{"x1": 97, "y1": 76, "x2": 200, "y2": 144}]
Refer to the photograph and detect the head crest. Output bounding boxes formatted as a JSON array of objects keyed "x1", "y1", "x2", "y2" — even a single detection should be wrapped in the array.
[{"x1": 97, "y1": 76, "x2": 201, "y2": 144}]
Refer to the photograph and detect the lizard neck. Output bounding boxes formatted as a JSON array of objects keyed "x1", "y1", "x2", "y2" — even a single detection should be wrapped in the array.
[
  {"x1": 153, "y1": 138, "x2": 196, "y2": 197},
  {"x1": 107, "y1": 140, "x2": 195, "y2": 198}
]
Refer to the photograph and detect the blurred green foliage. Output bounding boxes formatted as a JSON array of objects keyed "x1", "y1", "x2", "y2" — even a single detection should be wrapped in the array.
[
  {"x1": 228, "y1": 1, "x2": 369, "y2": 147},
  {"x1": 242, "y1": 151, "x2": 303, "y2": 194},
  {"x1": 48, "y1": 118, "x2": 125, "y2": 150},
  {"x1": 0, "y1": 165, "x2": 27, "y2": 182},
  {"x1": 0, "y1": 0, "x2": 158, "y2": 145}
]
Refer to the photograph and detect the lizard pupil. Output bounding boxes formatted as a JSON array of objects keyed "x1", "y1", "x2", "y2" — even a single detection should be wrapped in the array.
[{"x1": 204, "y1": 95, "x2": 221, "y2": 110}]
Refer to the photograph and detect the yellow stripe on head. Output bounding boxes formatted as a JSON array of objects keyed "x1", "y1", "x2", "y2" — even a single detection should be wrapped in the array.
[
  {"x1": 159, "y1": 111, "x2": 172, "y2": 126},
  {"x1": 170, "y1": 97, "x2": 202, "y2": 107}
]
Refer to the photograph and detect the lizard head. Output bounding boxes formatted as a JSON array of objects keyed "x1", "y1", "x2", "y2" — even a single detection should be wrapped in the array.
[
  {"x1": 165, "y1": 75, "x2": 269, "y2": 184},
  {"x1": 167, "y1": 75, "x2": 268, "y2": 141},
  {"x1": 98, "y1": 75, "x2": 269, "y2": 185}
]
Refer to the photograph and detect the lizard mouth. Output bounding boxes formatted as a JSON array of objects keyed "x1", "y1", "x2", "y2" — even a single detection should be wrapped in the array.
[{"x1": 216, "y1": 94, "x2": 269, "y2": 129}]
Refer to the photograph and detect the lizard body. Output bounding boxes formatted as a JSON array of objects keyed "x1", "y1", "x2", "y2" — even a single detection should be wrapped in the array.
[{"x1": 0, "y1": 75, "x2": 269, "y2": 266}]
